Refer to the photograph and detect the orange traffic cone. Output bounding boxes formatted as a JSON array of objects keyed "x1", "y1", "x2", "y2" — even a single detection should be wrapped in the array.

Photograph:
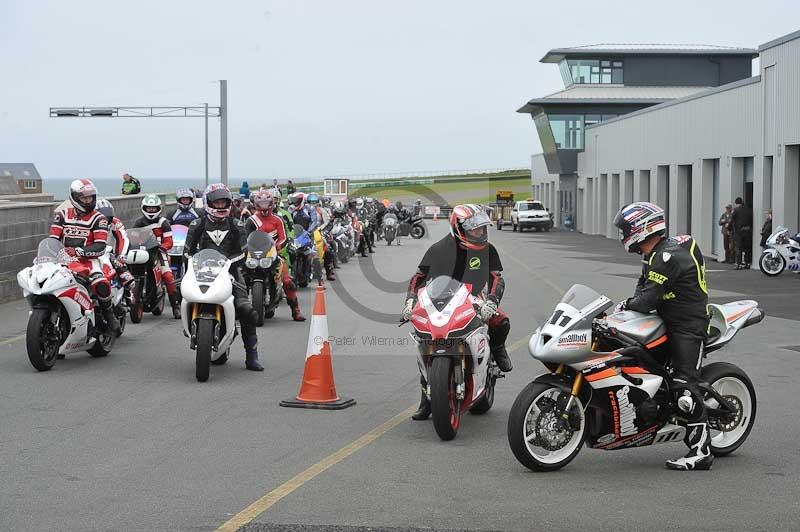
[
  {"x1": 280, "y1": 285, "x2": 356, "y2": 410},
  {"x1": 432, "y1": 210, "x2": 438, "y2": 222}
]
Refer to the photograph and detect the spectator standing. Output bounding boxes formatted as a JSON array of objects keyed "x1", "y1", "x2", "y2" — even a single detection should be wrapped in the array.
[
  {"x1": 121, "y1": 173, "x2": 141, "y2": 195},
  {"x1": 239, "y1": 180, "x2": 251, "y2": 199},
  {"x1": 718, "y1": 204, "x2": 734, "y2": 263},
  {"x1": 760, "y1": 209, "x2": 773, "y2": 248},
  {"x1": 286, "y1": 180, "x2": 296, "y2": 195},
  {"x1": 731, "y1": 196, "x2": 753, "y2": 269}
]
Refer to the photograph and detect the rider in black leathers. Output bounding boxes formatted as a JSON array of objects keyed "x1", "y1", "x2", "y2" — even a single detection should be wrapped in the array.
[
  {"x1": 184, "y1": 183, "x2": 264, "y2": 371},
  {"x1": 614, "y1": 201, "x2": 712, "y2": 471}
]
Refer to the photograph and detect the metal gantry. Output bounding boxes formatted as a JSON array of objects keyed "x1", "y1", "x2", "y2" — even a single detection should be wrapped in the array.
[{"x1": 49, "y1": 80, "x2": 229, "y2": 186}]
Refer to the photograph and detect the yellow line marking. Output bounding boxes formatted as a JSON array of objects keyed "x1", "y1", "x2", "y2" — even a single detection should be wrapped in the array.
[
  {"x1": 494, "y1": 243, "x2": 565, "y2": 297},
  {"x1": 216, "y1": 404, "x2": 418, "y2": 532},
  {"x1": 0, "y1": 333, "x2": 25, "y2": 347},
  {"x1": 218, "y1": 332, "x2": 532, "y2": 531}
]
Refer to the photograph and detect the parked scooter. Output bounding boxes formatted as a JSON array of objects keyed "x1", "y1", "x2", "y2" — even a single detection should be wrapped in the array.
[
  {"x1": 244, "y1": 231, "x2": 283, "y2": 326},
  {"x1": 180, "y1": 249, "x2": 237, "y2": 382},
  {"x1": 404, "y1": 276, "x2": 500, "y2": 441},
  {"x1": 125, "y1": 228, "x2": 166, "y2": 323},
  {"x1": 759, "y1": 226, "x2": 800, "y2": 276},
  {"x1": 507, "y1": 283, "x2": 761, "y2": 471},
  {"x1": 17, "y1": 239, "x2": 125, "y2": 371}
]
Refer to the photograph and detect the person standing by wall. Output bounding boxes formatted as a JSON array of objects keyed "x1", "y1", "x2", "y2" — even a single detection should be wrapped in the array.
[
  {"x1": 718, "y1": 204, "x2": 734, "y2": 263},
  {"x1": 760, "y1": 209, "x2": 773, "y2": 248},
  {"x1": 286, "y1": 180, "x2": 296, "y2": 195},
  {"x1": 731, "y1": 197, "x2": 753, "y2": 270},
  {"x1": 121, "y1": 173, "x2": 141, "y2": 195}
]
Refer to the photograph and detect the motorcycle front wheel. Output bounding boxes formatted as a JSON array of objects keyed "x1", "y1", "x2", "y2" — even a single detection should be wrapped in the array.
[
  {"x1": 195, "y1": 319, "x2": 213, "y2": 382},
  {"x1": 507, "y1": 382, "x2": 586, "y2": 471},
  {"x1": 429, "y1": 356, "x2": 462, "y2": 441},
  {"x1": 758, "y1": 251, "x2": 785, "y2": 276},
  {"x1": 26, "y1": 308, "x2": 60, "y2": 371},
  {"x1": 252, "y1": 280, "x2": 265, "y2": 327},
  {"x1": 703, "y1": 362, "x2": 757, "y2": 456}
]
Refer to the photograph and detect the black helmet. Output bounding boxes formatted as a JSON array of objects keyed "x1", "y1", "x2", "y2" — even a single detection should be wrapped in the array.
[
  {"x1": 204, "y1": 183, "x2": 232, "y2": 222},
  {"x1": 96, "y1": 198, "x2": 114, "y2": 219}
]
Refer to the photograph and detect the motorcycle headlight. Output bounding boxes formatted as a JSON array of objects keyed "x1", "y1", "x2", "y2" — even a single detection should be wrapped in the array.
[
  {"x1": 259, "y1": 257, "x2": 273, "y2": 269},
  {"x1": 245, "y1": 257, "x2": 258, "y2": 269},
  {"x1": 777, "y1": 233, "x2": 788, "y2": 245}
]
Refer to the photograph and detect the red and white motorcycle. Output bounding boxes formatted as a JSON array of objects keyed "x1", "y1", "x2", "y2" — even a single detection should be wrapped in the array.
[
  {"x1": 407, "y1": 276, "x2": 500, "y2": 440},
  {"x1": 17, "y1": 238, "x2": 125, "y2": 371}
]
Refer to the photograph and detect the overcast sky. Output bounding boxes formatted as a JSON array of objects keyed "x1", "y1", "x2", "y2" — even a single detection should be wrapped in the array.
[{"x1": 1, "y1": 0, "x2": 798, "y2": 180}]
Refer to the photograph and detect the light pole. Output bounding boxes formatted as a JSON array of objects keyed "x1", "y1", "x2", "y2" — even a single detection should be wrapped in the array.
[{"x1": 50, "y1": 79, "x2": 229, "y2": 188}]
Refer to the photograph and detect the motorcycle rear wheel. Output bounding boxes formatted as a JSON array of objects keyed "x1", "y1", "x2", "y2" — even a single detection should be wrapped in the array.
[
  {"x1": 469, "y1": 374, "x2": 496, "y2": 415},
  {"x1": 507, "y1": 382, "x2": 586, "y2": 472},
  {"x1": 411, "y1": 225, "x2": 425, "y2": 239},
  {"x1": 703, "y1": 362, "x2": 757, "y2": 456},
  {"x1": 430, "y1": 356, "x2": 461, "y2": 441},
  {"x1": 195, "y1": 319, "x2": 213, "y2": 382},
  {"x1": 26, "y1": 308, "x2": 60, "y2": 372}
]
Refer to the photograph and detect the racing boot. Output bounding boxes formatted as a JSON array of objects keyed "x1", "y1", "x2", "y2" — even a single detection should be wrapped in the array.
[
  {"x1": 288, "y1": 298, "x2": 306, "y2": 321},
  {"x1": 100, "y1": 299, "x2": 122, "y2": 337},
  {"x1": 325, "y1": 261, "x2": 337, "y2": 282},
  {"x1": 169, "y1": 292, "x2": 181, "y2": 320},
  {"x1": 244, "y1": 336, "x2": 264, "y2": 372},
  {"x1": 411, "y1": 379, "x2": 431, "y2": 420},
  {"x1": 489, "y1": 316, "x2": 513, "y2": 372},
  {"x1": 665, "y1": 421, "x2": 713, "y2": 471}
]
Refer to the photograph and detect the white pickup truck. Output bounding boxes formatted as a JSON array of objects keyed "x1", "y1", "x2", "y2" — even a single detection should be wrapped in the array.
[{"x1": 510, "y1": 200, "x2": 552, "y2": 232}]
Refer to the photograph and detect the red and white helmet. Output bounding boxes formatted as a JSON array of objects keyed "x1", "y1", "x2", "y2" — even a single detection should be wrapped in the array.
[
  {"x1": 251, "y1": 189, "x2": 275, "y2": 214},
  {"x1": 203, "y1": 183, "x2": 232, "y2": 222},
  {"x1": 449, "y1": 204, "x2": 492, "y2": 250},
  {"x1": 613, "y1": 202, "x2": 667, "y2": 253},
  {"x1": 69, "y1": 179, "x2": 98, "y2": 215}
]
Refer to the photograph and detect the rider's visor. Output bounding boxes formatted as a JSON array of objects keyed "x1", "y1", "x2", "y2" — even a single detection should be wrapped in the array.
[
  {"x1": 460, "y1": 211, "x2": 491, "y2": 232},
  {"x1": 143, "y1": 205, "x2": 160, "y2": 213},
  {"x1": 178, "y1": 197, "x2": 193, "y2": 206}
]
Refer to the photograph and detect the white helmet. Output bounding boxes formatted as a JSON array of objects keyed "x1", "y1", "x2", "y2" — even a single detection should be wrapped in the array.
[
  {"x1": 69, "y1": 179, "x2": 98, "y2": 215},
  {"x1": 141, "y1": 194, "x2": 163, "y2": 221}
]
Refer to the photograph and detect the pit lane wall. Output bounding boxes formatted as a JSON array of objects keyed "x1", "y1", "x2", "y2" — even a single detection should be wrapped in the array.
[{"x1": 0, "y1": 193, "x2": 172, "y2": 303}]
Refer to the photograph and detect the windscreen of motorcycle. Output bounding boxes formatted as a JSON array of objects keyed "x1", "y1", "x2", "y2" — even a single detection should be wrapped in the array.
[
  {"x1": 35, "y1": 238, "x2": 64, "y2": 264},
  {"x1": 424, "y1": 276, "x2": 465, "y2": 311},
  {"x1": 246, "y1": 231, "x2": 276, "y2": 257},
  {"x1": 192, "y1": 249, "x2": 229, "y2": 284},
  {"x1": 383, "y1": 214, "x2": 398, "y2": 226},
  {"x1": 127, "y1": 228, "x2": 159, "y2": 250}
]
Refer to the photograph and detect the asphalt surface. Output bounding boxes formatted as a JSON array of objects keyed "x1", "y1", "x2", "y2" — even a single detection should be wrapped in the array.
[{"x1": 1, "y1": 224, "x2": 799, "y2": 532}]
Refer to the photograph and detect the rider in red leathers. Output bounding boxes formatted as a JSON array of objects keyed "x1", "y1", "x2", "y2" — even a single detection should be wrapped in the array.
[
  {"x1": 244, "y1": 190, "x2": 306, "y2": 321},
  {"x1": 133, "y1": 194, "x2": 181, "y2": 319},
  {"x1": 49, "y1": 180, "x2": 121, "y2": 336}
]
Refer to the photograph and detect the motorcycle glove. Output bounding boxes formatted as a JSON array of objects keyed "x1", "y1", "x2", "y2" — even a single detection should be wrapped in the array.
[
  {"x1": 401, "y1": 298, "x2": 415, "y2": 321},
  {"x1": 479, "y1": 299, "x2": 498, "y2": 322}
]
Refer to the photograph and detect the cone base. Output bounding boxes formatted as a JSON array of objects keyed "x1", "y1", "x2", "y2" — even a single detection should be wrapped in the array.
[{"x1": 279, "y1": 396, "x2": 356, "y2": 410}]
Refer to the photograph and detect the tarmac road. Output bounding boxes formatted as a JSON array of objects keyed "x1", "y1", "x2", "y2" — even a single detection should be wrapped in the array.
[{"x1": 1, "y1": 225, "x2": 799, "y2": 532}]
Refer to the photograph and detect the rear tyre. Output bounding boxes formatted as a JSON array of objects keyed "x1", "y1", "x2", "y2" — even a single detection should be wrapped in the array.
[
  {"x1": 195, "y1": 319, "x2": 213, "y2": 382},
  {"x1": 152, "y1": 291, "x2": 165, "y2": 316},
  {"x1": 469, "y1": 375, "x2": 496, "y2": 415},
  {"x1": 411, "y1": 225, "x2": 425, "y2": 239},
  {"x1": 507, "y1": 381, "x2": 586, "y2": 472},
  {"x1": 252, "y1": 280, "x2": 265, "y2": 327},
  {"x1": 26, "y1": 308, "x2": 60, "y2": 372},
  {"x1": 759, "y1": 251, "x2": 785, "y2": 276},
  {"x1": 703, "y1": 362, "x2": 757, "y2": 457},
  {"x1": 429, "y1": 357, "x2": 461, "y2": 441}
]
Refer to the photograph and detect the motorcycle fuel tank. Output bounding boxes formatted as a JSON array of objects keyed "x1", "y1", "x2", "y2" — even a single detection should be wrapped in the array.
[{"x1": 606, "y1": 310, "x2": 666, "y2": 345}]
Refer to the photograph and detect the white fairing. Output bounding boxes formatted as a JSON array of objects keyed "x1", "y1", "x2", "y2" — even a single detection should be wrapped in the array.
[
  {"x1": 17, "y1": 261, "x2": 97, "y2": 354},
  {"x1": 181, "y1": 254, "x2": 237, "y2": 359},
  {"x1": 706, "y1": 300, "x2": 761, "y2": 350},
  {"x1": 465, "y1": 326, "x2": 491, "y2": 400}
]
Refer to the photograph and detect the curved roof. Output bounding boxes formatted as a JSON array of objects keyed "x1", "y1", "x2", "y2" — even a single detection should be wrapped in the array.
[{"x1": 541, "y1": 43, "x2": 758, "y2": 63}]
